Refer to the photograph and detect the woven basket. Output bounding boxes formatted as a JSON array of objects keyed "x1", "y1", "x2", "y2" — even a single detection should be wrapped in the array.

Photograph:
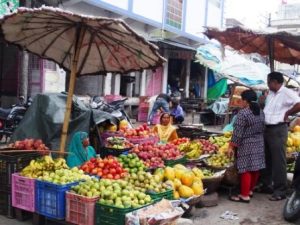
[
  {"x1": 222, "y1": 165, "x2": 239, "y2": 186},
  {"x1": 202, "y1": 175, "x2": 224, "y2": 194}
]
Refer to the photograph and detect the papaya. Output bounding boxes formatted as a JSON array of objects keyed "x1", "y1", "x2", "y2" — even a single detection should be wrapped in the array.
[
  {"x1": 173, "y1": 191, "x2": 180, "y2": 199},
  {"x1": 174, "y1": 168, "x2": 186, "y2": 179},
  {"x1": 181, "y1": 171, "x2": 195, "y2": 187},
  {"x1": 154, "y1": 168, "x2": 164, "y2": 182},
  {"x1": 178, "y1": 185, "x2": 194, "y2": 198},
  {"x1": 173, "y1": 164, "x2": 187, "y2": 170},
  {"x1": 191, "y1": 181, "x2": 204, "y2": 195},
  {"x1": 164, "y1": 167, "x2": 175, "y2": 181},
  {"x1": 173, "y1": 178, "x2": 182, "y2": 190}
]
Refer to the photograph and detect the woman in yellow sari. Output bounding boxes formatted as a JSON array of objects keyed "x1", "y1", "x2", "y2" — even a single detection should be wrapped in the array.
[{"x1": 153, "y1": 112, "x2": 178, "y2": 143}]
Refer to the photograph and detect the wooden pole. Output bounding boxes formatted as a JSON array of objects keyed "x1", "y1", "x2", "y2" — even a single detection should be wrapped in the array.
[
  {"x1": 268, "y1": 37, "x2": 275, "y2": 72},
  {"x1": 59, "y1": 25, "x2": 86, "y2": 153}
]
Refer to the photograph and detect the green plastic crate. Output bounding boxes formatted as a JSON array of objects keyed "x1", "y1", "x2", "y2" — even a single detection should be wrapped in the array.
[
  {"x1": 147, "y1": 189, "x2": 174, "y2": 201},
  {"x1": 95, "y1": 203, "x2": 149, "y2": 225},
  {"x1": 164, "y1": 156, "x2": 187, "y2": 167}
]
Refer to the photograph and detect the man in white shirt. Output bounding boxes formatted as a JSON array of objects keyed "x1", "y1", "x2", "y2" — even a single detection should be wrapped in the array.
[{"x1": 259, "y1": 72, "x2": 300, "y2": 201}]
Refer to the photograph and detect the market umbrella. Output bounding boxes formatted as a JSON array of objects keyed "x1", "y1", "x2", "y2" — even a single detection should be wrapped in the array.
[
  {"x1": 204, "y1": 26, "x2": 300, "y2": 71},
  {"x1": 0, "y1": 6, "x2": 166, "y2": 152}
]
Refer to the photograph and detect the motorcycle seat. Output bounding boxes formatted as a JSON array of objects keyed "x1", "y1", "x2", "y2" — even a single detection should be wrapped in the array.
[{"x1": 0, "y1": 108, "x2": 11, "y2": 119}]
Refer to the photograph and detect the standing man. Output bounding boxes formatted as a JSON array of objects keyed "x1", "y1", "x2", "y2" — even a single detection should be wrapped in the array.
[
  {"x1": 259, "y1": 72, "x2": 300, "y2": 201},
  {"x1": 147, "y1": 93, "x2": 171, "y2": 125}
]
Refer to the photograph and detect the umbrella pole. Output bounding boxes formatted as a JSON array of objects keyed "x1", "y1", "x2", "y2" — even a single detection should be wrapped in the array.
[
  {"x1": 59, "y1": 26, "x2": 86, "y2": 154},
  {"x1": 268, "y1": 37, "x2": 275, "y2": 72}
]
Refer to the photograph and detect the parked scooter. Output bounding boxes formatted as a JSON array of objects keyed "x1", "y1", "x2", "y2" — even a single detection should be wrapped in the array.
[
  {"x1": 90, "y1": 96, "x2": 132, "y2": 128},
  {"x1": 283, "y1": 152, "x2": 300, "y2": 222},
  {"x1": 0, "y1": 96, "x2": 32, "y2": 142}
]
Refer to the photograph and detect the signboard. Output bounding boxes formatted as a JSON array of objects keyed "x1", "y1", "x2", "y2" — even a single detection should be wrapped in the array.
[{"x1": 0, "y1": 0, "x2": 19, "y2": 16}]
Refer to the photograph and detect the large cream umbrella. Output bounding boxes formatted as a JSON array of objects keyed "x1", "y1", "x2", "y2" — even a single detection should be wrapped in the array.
[{"x1": 0, "y1": 7, "x2": 166, "y2": 152}]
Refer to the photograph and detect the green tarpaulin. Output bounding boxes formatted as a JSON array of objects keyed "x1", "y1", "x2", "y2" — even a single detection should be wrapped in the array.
[
  {"x1": 207, "y1": 78, "x2": 227, "y2": 100},
  {"x1": 11, "y1": 93, "x2": 119, "y2": 150}
]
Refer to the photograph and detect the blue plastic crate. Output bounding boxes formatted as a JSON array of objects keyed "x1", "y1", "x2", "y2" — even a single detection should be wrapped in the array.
[{"x1": 35, "y1": 180, "x2": 79, "y2": 220}]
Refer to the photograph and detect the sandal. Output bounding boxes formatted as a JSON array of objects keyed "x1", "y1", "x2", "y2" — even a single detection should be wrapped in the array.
[
  {"x1": 269, "y1": 195, "x2": 286, "y2": 201},
  {"x1": 229, "y1": 195, "x2": 250, "y2": 203},
  {"x1": 249, "y1": 192, "x2": 253, "y2": 198},
  {"x1": 254, "y1": 185, "x2": 273, "y2": 194}
]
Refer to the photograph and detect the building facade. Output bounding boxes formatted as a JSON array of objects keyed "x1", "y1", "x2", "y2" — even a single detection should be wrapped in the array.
[
  {"x1": 60, "y1": 0, "x2": 225, "y2": 103},
  {"x1": 0, "y1": 0, "x2": 225, "y2": 107}
]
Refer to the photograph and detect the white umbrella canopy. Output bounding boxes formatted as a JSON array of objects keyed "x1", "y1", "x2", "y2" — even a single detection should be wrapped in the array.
[{"x1": 0, "y1": 6, "x2": 166, "y2": 152}]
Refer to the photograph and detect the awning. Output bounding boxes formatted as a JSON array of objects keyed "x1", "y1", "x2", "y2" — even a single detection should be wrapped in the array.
[
  {"x1": 196, "y1": 43, "x2": 269, "y2": 90},
  {"x1": 150, "y1": 39, "x2": 197, "y2": 51}
]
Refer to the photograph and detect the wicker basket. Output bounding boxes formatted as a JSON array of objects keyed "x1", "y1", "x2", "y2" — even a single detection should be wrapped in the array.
[
  {"x1": 222, "y1": 165, "x2": 239, "y2": 186},
  {"x1": 202, "y1": 175, "x2": 224, "y2": 194}
]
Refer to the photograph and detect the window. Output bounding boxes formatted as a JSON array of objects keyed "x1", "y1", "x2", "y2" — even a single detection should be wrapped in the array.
[
  {"x1": 43, "y1": 60, "x2": 57, "y2": 71},
  {"x1": 166, "y1": 0, "x2": 183, "y2": 29},
  {"x1": 29, "y1": 55, "x2": 40, "y2": 70},
  {"x1": 209, "y1": 0, "x2": 221, "y2": 8}
]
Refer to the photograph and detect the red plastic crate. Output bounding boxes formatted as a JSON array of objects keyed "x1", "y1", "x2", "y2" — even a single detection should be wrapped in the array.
[
  {"x1": 11, "y1": 173, "x2": 35, "y2": 212},
  {"x1": 66, "y1": 192, "x2": 99, "y2": 225}
]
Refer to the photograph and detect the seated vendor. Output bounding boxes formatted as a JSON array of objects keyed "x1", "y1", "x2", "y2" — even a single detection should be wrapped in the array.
[
  {"x1": 153, "y1": 112, "x2": 178, "y2": 143},
  {"x1": 66, "y1": 131, "x2": 96, "y2": 168}
]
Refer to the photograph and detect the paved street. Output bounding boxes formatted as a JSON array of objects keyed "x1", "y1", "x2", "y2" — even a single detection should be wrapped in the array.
[{"x1": 1, "y1": 192, "x2": 300, "y2": 225}]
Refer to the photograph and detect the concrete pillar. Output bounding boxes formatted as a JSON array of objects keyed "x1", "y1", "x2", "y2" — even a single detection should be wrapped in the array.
[
  {"x1": 162, "y1": 56, "x2": 169, "y2": 93},
  {"x1": 140, "y1": 70, "x2": 147, "y2": 96},
  {"x1": 134, "y1": 72, "x2": 140, "y2": 96},
  {"x1": 104, "y1": 73, "x2": 112, "y2": 95},
  {"x1": 204, "y1": 67, "x2": 208, "y2": 101},
  {"x1": 185, "y1": 60, "x2": 191, "y2": 98},
  {"x1": 113, "y1": 74, "x2": 121, "y2": 95}
]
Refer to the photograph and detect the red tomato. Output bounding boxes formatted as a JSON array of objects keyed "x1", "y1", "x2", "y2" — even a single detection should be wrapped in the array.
[
  {"x1": 97, "y1": 171, "x2": 102, "y2": 177},
  {"x1": 98, "y1": 162, "x2": 104, "y2": 168},
  {"x1": 120, "y1": 172, "x2": 126, "y2": 178},
  {"x1": 103, "y1": 169, "x2": 109, "y2": 175},
  {"x1": 114, "y1": 174, "x2": 120, "y2": 179},
  {"x1": 107, "y1": 174, "x2": 113, "y2": 179},
  {"x1": 91, "y1": 168, "x2": 98, "y2": 175},
  {"x1": 110, "y1": 168, "x2": 116, "y2": 175},
  {"x1": 116, "y1": 167, "x2": 122, "y2": 174}
]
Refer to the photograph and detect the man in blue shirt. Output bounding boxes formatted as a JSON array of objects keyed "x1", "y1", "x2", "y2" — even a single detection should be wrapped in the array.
[{"x1": 171, "y1": 100, "x2": 184, "y2": 124}]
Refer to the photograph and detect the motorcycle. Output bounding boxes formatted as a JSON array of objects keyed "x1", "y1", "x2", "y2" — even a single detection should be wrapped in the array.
[
  {"x1": 283, "y1": 152, "x2": 300, "y2": 222},
  {"x1": 90, "y1": 96, "x2": 133, "y2": 128},
  {"x1": 0, "y1": 97, "x2": 32, "y2": 142}
]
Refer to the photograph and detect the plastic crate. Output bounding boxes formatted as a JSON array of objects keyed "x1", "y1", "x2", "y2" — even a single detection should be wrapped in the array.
[
  {"x1": 11, "y1": 173, "x2": 36, "y2": 212},
  {"x1": 66, "y1": 192, "x2": 99, "y2": 225},
  {"x1": 95, "y1": 203, "x2": 148, "y2": 225},
  {"x1": 147, "y1": 189, "x2": 174, "y2": 201},
  {"x1": 0, "y1": 151, "x2": 41, "y2": 191},
  {"x1": 35, "y1": 180, "x2": 79, "y2": 220},
  {"x1": 164, "y1": 156, "x2": 187, "y2": 167},
  {"x1": 100, "y1": 147, "x2": 130, "y2": 158},
  {"x1": 0, "y1": 190, "x2": 12, "y2": 217}
]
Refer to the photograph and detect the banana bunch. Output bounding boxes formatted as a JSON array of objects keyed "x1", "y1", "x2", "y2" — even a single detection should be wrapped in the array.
[
  {"x1": 209, "y1": 134, "x2": 231, "y2": 148},
  {"x1": 21, "y1": 156, "x2": 68, "y2": 178},
  {"x1": 179, "y1": 141, "x2": 202, "y2": 159}
]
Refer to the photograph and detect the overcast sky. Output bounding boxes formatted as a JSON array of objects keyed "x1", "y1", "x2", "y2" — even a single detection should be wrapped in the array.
[{"x1": 225, "y1": 0, "x2": 299, "y2": 29}]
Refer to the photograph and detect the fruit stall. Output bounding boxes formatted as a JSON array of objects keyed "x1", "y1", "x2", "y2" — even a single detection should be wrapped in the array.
[{"x1": 1, "y1": 121, "x2": 298, "y2": 225}]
